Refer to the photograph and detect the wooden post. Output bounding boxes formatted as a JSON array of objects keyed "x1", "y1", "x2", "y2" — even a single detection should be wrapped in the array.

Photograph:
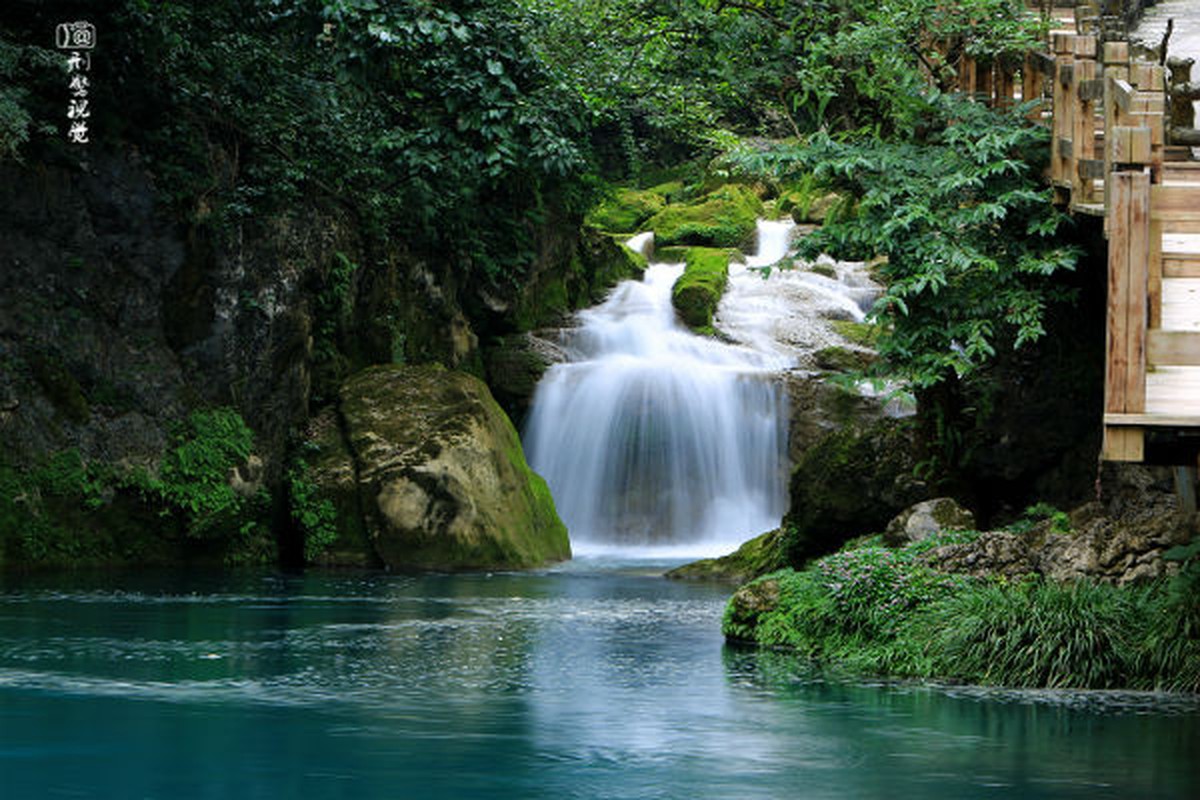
[
  {"x1": 1023, "y1": 54, "x2": 1041, "y2": 118},
  {"x1": 1103, "y1": 41, "x2": 1131, "y2": 227},
  {"x1": 977, "y1": 60, "x2": 994, "y2": 104},
  {"x1": 960, "y1": 53, "x2": 978, "y2": 96},
  {"x1": 1071, "y1": 37, "x2": 1098, "y2": 206},
  {"x1": 1128, "y1": 62, "x2": 1167, "y2": 327},
  {"x1": 1052, "y1": 33, "x2": 1075, "y2": 190},
  {"x1": 1103, "y1": 170, "x2": 1149, "y2": 462},
  {"x1": 998, "y1": 65, "x2": 1016, "y2": 109}
]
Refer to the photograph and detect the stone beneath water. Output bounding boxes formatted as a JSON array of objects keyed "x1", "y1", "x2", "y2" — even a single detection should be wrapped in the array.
[
  {"x1": 320, "y1": 364, "x2": 570, "y2": 570},
  {"x1": 665, "y1": 528, "x2": 787, "y2": 584}
]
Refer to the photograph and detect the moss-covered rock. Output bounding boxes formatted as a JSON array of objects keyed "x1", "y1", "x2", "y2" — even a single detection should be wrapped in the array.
[
  {"x1": 585, "y1": 188, "x2": 666, "y2": 233},
  {"x1": 338, "y1": 364, "x2": 569, "y2": 570},
  {"x1": 814, "y1": 346, "x2": 876, "y2": 373},
  {"x1": 671, "y1": 247, "x2": 730, "y2": 333},
  {"x1": 665, "y1": 528, "x2": 787, "y2": 583},
  {"x1": 654, "y1": 245, "x2": 690, "y2": 263},
  {"x1": 790, "y1": 192, "x2": 848, "y2": 224},
  {"x1": 512, "y1": 228, "x2": 646, "y2": 331},
  {"x1": 646, "y1": 185, "x2": 763, "y2": 249},
  {"x1": 299, "y1": 408, "x2": 378, "y2": 567},
  {"x1": 784, "y1": 418, "x2": 926, "y2": 566},
  {"x1": 483, "y1": 333, "x2": 557, "y2": 423},
  {"x1": 831, "y1": 320, "x2": 881, "y2": 348},
  {"x1": 883, "y1": 497, "x2": 976, "y2": 548}
]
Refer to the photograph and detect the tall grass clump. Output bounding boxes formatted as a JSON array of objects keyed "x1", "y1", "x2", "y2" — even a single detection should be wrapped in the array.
[
  {"x1": 726, "y1": 533, "x2": 1200, "y2": 691},
  {"x1": 920, "y1": 579, "x2": 1141, "y2": 688}
]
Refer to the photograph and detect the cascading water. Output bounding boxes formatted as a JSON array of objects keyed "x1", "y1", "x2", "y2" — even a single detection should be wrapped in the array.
[{"x1": 523, "y1": 223, "x2": 795, "y2": 556}]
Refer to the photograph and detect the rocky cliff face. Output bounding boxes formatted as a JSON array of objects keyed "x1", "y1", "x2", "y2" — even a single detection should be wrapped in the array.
[{"x1": 0, "y1": 147, "x2": 638, "y2": 567}]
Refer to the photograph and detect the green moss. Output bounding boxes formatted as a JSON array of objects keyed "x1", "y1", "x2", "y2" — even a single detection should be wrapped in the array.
[
  {"x1": 0, "y1": 428, "x2": 273, "y2": 569},
  {"x1": 831, "y1": 320, "x2": 880, "y2": 348},
  {"x1": 783, "y1": 418, "x2": 922, "y2": 566},
  {"x1": 814, "y1": 346, "x2": 875, "y2": 373},
  {"x1": 585, "y1": 187, "x2": 665, "y2": 233},
  {"x1": 671, "y1": 247, "x2": 729, "y2": 332},
  {"x1": 653, "y1": 245, "x2": 689, "y2": 263},
  {"x1": 643, "y1": 180, "x2": 688, "y2": 203},
  {"x1": 513, "y1": 230, "x2": 646, "y2": 331},
  {"x1": 646, "y1": 185, "x2": 763, "y2": 248},
  {"x1": 298, "y1": 409, "x2": 378, "y2": 567},
  {"x1": 666, "y1": 528, "x2": 787, "y2": 583},
  {"x1": 809, "y1": 264, "x2": 837, "y2": 279}
]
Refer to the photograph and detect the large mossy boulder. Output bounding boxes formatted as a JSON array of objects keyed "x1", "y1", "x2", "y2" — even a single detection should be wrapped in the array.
[
  {"x1": 338, "y1": 364, "x2": 570, "y2": 570},
  {"x1": 671, "y1": 247, "x2": 730, "y2": 333},
  {"x1": 784, "y1": 418, "x2": 926, "y2": 566},
  {"x1": 647, "y1": 185, "x2": 763, "y2": 249}
]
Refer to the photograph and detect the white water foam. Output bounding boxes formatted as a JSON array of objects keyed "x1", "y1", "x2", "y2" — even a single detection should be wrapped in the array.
[{"x1": 524, "y1": 226, "x2": 793, "y2": 552}]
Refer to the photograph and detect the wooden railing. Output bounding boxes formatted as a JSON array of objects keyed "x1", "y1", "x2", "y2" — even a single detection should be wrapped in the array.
[{"x1": 955, "y1": 4, "x2": 1200, "y2": 463}]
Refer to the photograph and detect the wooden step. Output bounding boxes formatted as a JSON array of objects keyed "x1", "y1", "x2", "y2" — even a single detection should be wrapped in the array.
[
  {"x1": 1106, "y1": 413, "x2": 1200, "y2": 428},
  {"x1": 1163, "y1": 252, "x2": 1200, "y2": 278}
]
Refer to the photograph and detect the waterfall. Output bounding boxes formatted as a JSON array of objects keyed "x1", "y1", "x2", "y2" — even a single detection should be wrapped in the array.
[{"x1": 523, "y1": 222, "x2": 794, "y2": 556}]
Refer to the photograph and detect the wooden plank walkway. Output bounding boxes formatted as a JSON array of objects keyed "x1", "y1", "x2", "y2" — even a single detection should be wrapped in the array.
[{"x1": 988, "y1": 2, "x2": 1200, "y2": 463}]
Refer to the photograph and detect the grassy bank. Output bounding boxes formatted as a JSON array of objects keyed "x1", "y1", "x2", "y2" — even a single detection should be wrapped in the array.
[{"x1": 723, "y1": 533, "x2": 1200, "y2": 692}]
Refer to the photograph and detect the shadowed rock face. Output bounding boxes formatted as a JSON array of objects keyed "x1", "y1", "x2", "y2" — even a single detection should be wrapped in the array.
[{"x1": 330, "y1": 364, "x2": 570, "y2": 571}]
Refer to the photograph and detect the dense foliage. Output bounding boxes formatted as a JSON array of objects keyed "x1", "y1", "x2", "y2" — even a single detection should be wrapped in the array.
[
  {"x1": 0, "y1": 408, "x2": 271, "y2": 565},
  {"x1": 2, "y1": 0, "x2": 595, "y2": 282},
  {"x1": 726, "y1": 97, "x2": 1079, "y2": 391}
]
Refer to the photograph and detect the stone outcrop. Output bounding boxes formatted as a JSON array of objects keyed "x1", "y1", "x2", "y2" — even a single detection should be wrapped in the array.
[
  {"x1": 914, "y1": 466, "x2": 1199, "y2": 585},
  {"x1": 883, "y1": 497, "x2": 975, "y2": 547},
  {"x1": 784, "y1": 417, "x2": 927, "y2": 564},
  {"x1": 320, "y1": 364, "x2": 570, "y2": 571},
  {"x1": 665, "y1": 528, "x2": 787, "y2": 583}
]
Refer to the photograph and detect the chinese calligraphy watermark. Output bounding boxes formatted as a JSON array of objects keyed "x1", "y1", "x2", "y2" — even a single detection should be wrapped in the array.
[{"x1": 56, "y1": 21, "x2": 95, "y2": 144}]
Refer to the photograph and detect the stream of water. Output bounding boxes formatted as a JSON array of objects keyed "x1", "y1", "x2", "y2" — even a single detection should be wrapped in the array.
[{"x1": 523, "y1": 226, "x2": 796, "y2": 556}]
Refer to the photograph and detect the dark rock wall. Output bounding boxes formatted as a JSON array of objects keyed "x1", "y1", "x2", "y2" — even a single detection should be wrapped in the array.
[{"x1": 0, "y1": 145, "x2": 638, "y2": 565}]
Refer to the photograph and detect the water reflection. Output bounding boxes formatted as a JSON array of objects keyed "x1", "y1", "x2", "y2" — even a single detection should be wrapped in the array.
[{"x1": 0, "y1": 567, "x2": 1197, "y2": 799}]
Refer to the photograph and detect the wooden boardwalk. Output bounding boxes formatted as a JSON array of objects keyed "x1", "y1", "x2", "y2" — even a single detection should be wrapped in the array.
[{"x1": 959, "y1": 3, "x2": 1200, "y2": 463}]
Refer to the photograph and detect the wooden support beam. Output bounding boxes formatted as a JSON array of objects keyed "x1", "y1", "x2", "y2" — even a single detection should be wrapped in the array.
[
  {"x1": 1111, "y1": 125, "x2": 1152, "y2": 163},
  {"x1": 1071, "y1": 55, "x2": 1097, "y2": 204},
  {"x1": 1103, "y1": 170, "x2": 1150, "y2": 462}
]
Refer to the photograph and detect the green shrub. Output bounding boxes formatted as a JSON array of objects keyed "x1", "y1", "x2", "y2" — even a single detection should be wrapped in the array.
[
  {"x1": 1006, "y1": 501, "x2": 1072, "y2": 535},
  {"x1": 134, "y1": 408, "x2": 258, "y2": 540},
  {"x1": 726, "y1": 533, "x2": 1200, "y2": 690},
  {"x1": 287, "y1": 457, "x2": 339, "y2": 563}
]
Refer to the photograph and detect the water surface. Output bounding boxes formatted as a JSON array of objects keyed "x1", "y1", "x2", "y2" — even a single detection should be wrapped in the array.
[{"x1": 1, "y1": 565, "x2": 1197, "y2": 799}]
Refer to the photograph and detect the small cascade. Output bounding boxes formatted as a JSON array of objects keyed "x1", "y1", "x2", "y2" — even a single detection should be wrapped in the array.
[
  {"x1": 523, "y1": 226, "x2": 792, "y2": 556},
  {"x1": 524, "y1": 219, "x2": 890, "y2": 556}
]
